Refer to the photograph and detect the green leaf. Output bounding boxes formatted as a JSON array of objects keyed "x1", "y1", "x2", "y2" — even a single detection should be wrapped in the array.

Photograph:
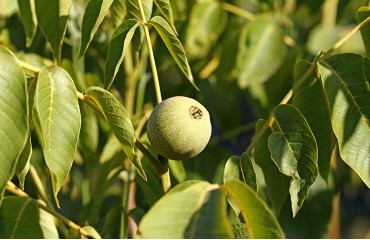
[
  {"x1": 253, "y1": 119, "x2": 290, "y2": 216},
  {"x1": 185, "y1": 0, "x2": 227, "y2": 59},
  {"x1": 79, "y1": 0, "x2": 114, "y2": 57},
  {"x1": 104, "y1": 19, "x2": 141, "y2": 89},
  {"x1": 224, "y1": 180, "x2": 285, "y2": 238},
  {"x1": 126, "y1": 0, "x2": 152, "y2": 21},
  {"x1": 16, "y1": 135, "x2": 31, "y2": 190},
  {"x1": 108, "y1": 0, "x2": 126, "y2": 29},
  {"x1": 39, "y1": 206, "x2": 59, "y2": 238},
  {"x1": 153, "y1": 0, "x2": 177, "y2": 35},
  {"x1": 231, "y1": 223, "x2": 248, "y2": 239},
  {"x1": 79, "y1": 106, "x2": 99, "y2": 164},
  {"x1": 84, "y1": 86, "x2": 147, "y2": 180},
  {"x1": 293, "y1": 60, "x2": 332, "y2": 181},
  {"x1": 318, "y1": 53, "x2": 370, "y2": 188},
  {"x1": 35, "y1": 66, "x2": 81, "y2": 206},
  {"x1": 269, "y1": 104, "x2": 318, "y2": 216},
  {"x1": 224, "y1": 154, "x2": 257, "y2": 191},
  {"x1": 0, "y1": 197, "x2": 44, "y2": 238},
  {"x1": 148, "y1": 16, "x2": 198, "y2": 90},
  {"x1": 236, "y1": 15, "x2": 287, "y2": 88},
  {"x1": 81, "y1": 226, "x2": 102, "y2": 239},
  {"x1": 35, "y1": 0, "x2": 71, "y2": 63},
  {"x1": 357, "y1": 6, "x2": 370, "y2": 57},
  {"x1": 0, "y1": 46, "x2": 28, "y2": 198},
  {"x1": 138, "y1": 181, "x2": 233, "y2": 238},
  {"x1": 17, "y1": 0, "x2": 37, "y2": 47}
]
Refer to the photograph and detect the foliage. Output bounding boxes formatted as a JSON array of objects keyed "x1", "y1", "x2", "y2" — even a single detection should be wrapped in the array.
[{"x1": 0, "y1": 0, "x2": 370, "y2": 238}]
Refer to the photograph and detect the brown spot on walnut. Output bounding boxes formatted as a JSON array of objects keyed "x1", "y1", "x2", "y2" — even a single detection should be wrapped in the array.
[{"x1": 189, "y1": 106, "x2": 203, "y2": 119}]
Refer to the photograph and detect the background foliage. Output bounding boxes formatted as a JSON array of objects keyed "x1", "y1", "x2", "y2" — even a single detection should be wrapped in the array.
[{"x1": 0, "y1": 0, "x2": 370, "y2": 238}]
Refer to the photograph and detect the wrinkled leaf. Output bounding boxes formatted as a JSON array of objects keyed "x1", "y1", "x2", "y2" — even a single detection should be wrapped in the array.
[
  {"x1": 357, "y1": 6, "x2": 370, "y2": 57},
  {"x1": 185, "y1": 0, "x2": 227, "y2": 59},
  {"x1": 318, "y1": 53, "x2": 370, "y2": 188},
  {"x1": 0, "y1": 197, "x2": 43, "y2": 238},
  {"x1": 104, "y1": 19, "x2": 141, "y2": 89},
  {"x1": 269, "y1": 104, "x2": 318, "y2": 216},
  {"x1": 79, "y1": 0, "x2": 114, "y2": 57},
  {"x1": 35, "y1": 66, "x2": 81, "y2": 206},
  {"x1": 0, "y1": 46, "x2": 28, "y2": 198},
  {"x1": 127, "y1": 0, "x2": 152, "y2": 21},
  {"x1": 237, "y1": 15, "x2": 287, "y2": 88},
  {"x1": 224, "y1": 154, "x2": 257, "y2": 191},
  {"x1": 153, "y1": 0, "x2": 177, "y2": 35},
  {"x1": 35, "y1": 0, "x2": 71, "y2": 63},
  {"x1": 148, "y1": 16, "x2": 198, "y2": 90},
  {"x1": 224, "y1": 180, "x2": 285, "y2": 238},
  {"x1": 293, "y1": 60, "x2": 332, "y2": 181},
  {"x1": 138, "y1": 181, "x2": 233, "y2": 238},
  {"x1": 17, "y1": 0, "x2": 37, "y2": 47},
  {"x1": 253, "y1": 119, "x2": 290, "y2": 216},
  {"x1": 84, "y1": 86, "x2": 146, "y2": 180}
]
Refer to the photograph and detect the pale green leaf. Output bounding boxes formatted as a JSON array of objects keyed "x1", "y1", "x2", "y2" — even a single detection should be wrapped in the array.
[
  {"x1": 318, "y1": 53, "x2": 370, "y2": 188},
  {"x1": 293, "y1": 60, "x2": 332, "y2": 181},
  {"x1": 84, "y1": 86, "x2": 146, "y2": 180},
  {"x1": 0, "y1": 0, "x2": 18, "y2": 17},
  {"x1": 108, "y1": 0, "x2": 126, "y2": 29},
  {"x1": 357, "y1": 6, "x2": 370, "y2": 57},
  {"x1": 126, "y1": 0, "x2": 152, "y2": 21},
  {"x1": 35, "y1": 66, "x2": 81, "y2": 205},
  {"x1": 224, "y1": 154, "x2": 257, "y2": 191},
  {"x1": 39, "y1": 205, "x2": 59, "y2": 238},
  {"x1": 168, "y1": 160, "x2": 186, "y2": 183},
  {"x1": 148, "y1": 16, "x2": 198, "y2": 90},
  {"x1": 185, "y1": 0, "x2": 227, "y2": 59},
  {"x1": 35, "y1": 0, "x2": 72, "y2": 63},
  {"x1": 253, "y1": 119, "x2": 290, "y2": 216},
  {"x1": 79, "y1": 0, "x2": 114, "y2": 57},
  {"x1": 81, "y1": 226, "x2": 102, "y2": 239},
  {"x1": 231, "y1": 223, "x2": 248, "y2": 239},
  {"x1": 224, "y1": 180, "x2": 285, "y2": 238},
  {"x1": 138, "y1": 181, "x2": 233, "y2": 238},
  {"x1": 0, "y1": 197, "x2": 43, "y2": 238},
  {"x1": 153, "y1": 0, "x2": 177, "y2": 35},
  {"x1": 237, "y1": 15, "x2": 287, "y2": 88},
  {"x1": 0, "y1": 46, "x2": 28, "y2": 198},
  {"x1": 17, "y1": 0, "x2": 37, "y2": 47},
  {"x1": 269, "y1": 104, "x2": 318, "y2": 216},
  {"x1": 104, "y1": 19, "x2": 141, "y2": 89}
]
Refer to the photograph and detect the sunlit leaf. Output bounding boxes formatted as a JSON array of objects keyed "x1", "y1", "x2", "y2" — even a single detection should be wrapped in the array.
[
  {"x1": 138, "y1": 181, "x2": 233, "y2": 238},
  {"x1": 224, "y1": 180, "x2": 285, "y2": 238},
  {"x1": 153, "y1": 0, "x2": 177, "y2": 35},
  {"x1": 0, "y1": 197, "x2": 43, "y2": 238},
  {"x1": 108, "y1": 0, "x2": 126, "y2": 29},
  {"x1": 224, "y1": 154, "x2": 257, "y2": 191},
  {"x1": 185, "y1": 0, "x2": 227, "y2": 59},
  {"x1": 269, "y1": 104, "x2": 318, "y2": 216},
  {"x1": 318, "y1": 53, "x2": 370, "y2": 188},
  {"x1": 35, "y1": 0, "x2": 72, "y2": 63},
  {"x1": 127, "y1": 0, "x2": 152, "y2": 21},
  {"x1": 293, "y1": 60, "x2": 332, "y2": 181},
  {"x1": 148, "y1": 16, "x2": 198, "y2": 90},
  {"x1": 17, "y1": 0, "x2": 37, "y2": 47},
  {"x1": 35, "y1": 66, "x2": 81, "y2": 206},
  {"x1": 81, "y1": 226, "x2": 102, "y2": 239},
  {"x1": 237, "y1": 15, "x2": 287, "y2": 88},
  {"x1": 0, "y1": 46, "x2": 28, "y2": 198},
  {"x1": 104, "y1": 19, "x2": 141, "y2": 89},
  {"x1": 39, "y1": 205, "x2": 59, "y2": 238},
  {"x1": 253, "y1": 119, "x2": 290, "y2": 216},
  {"x1": 79, "y1": 0, "x2": 114, "y2": 57},
  {"x1": 357, "y1": 6, "x2": 370, "y2": 57},
  {"x1": 84, "y1": 86, "x2": 147, "y2": 180}
]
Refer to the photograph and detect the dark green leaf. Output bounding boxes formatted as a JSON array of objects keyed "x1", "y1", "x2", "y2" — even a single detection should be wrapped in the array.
[
  {"x1": 138, "y1": 181, "x2": 233, "y2": 238},
  {"x1": 0, "y1": 46, "x2": 28, "y2": 198},
  {"x1": 16, "y1": 135, "x2": 31, "y2": 190},
  {"x1": 35, "y1": 66, "x2": 81, "y2": 206},
  {"x1": 185, "y1": 0, "x2": 227, "y2": 59},
  {"x1": 318, "y1": 53, "x2": 370, "y2": 188},
  {"x1": 224, "y1": 180, "x2": 285, "y2": 238},
  {"x1": 104, "y1": 19, "x2": 141, "y2": 89},
  {"x1": 269, "y1": 104, "x2": 318, "y2": 216},
  {"x1": 126, "y1": 0, "x2": 152, "y2": 21},
  {"x1": 79, "y1": 0, "x2": 114, "y2": 57},
  {"x1": 293, "y1": 60, "x2": 332, "y2": 181},
  {"x1": 84, "y1": 86, "x2": 147, "y2": 180},
  {"x1": 17, "y1": 0, "x2": 37, "y2": 47},
  {"x1": 148, "y1": 16, "x2": 198, "y2": 90},
  {"x1": 237, "y1": 15, "x2": 287, "y2": 88},
  {"x1": 0, "y1": 197, "x2": 43, "y2": 238},
  {"x1": 356, "y1": 6, "x2": 370, "y2": 57},
  {"x1": 224, "y1": 154, "x2": 257, "y2": 191},
  {"x1": 35, "y1": 0, "x2": 71, "y2": 63},
  {"x1": 253, "y1": 119, "x2": 290, "y2": 216},
  {"x1": 153, "y1": 0, "x2": 177, "y2": 35}
]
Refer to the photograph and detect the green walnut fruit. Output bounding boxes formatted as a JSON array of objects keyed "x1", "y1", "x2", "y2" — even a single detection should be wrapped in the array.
[{"x1": 147, "y1": 96, "x2": 212, "y2": 160}]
